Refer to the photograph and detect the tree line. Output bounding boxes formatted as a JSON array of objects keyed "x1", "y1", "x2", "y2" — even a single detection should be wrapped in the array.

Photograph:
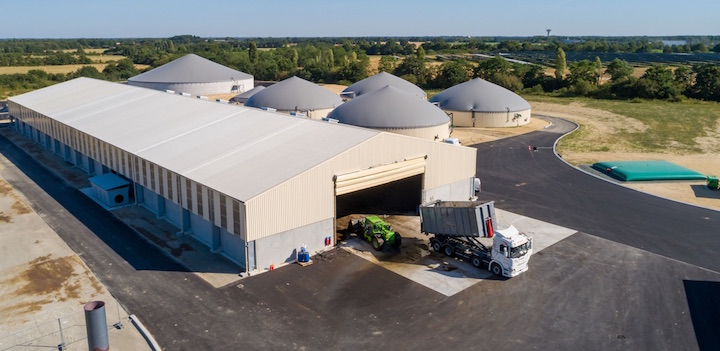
[{"x1": 1, "y1": 37, "x2": 719, "y2": 103}]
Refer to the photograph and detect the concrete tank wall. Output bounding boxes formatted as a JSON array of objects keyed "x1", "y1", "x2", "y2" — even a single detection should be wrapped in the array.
[
  {"x1": 447, "y1": 109, "x2": 531, "y2": 128},
  {"x1": 376, "y1": 122, "x2": 451, "y2": 141}
]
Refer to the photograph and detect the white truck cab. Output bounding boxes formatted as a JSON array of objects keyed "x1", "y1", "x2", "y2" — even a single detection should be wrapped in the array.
[{"x1": 490, "y1": 225, "x2": 533, "y2": 277}]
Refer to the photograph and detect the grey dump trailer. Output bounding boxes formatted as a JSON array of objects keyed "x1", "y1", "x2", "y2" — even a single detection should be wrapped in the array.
[{"x1": 420, "y1": 201, "x2": 532, "y2": 277}]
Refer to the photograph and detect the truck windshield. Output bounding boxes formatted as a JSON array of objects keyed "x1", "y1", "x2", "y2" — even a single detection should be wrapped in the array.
[{"x1": 510, "y1": 243, "x2": 529, "y2": 258}]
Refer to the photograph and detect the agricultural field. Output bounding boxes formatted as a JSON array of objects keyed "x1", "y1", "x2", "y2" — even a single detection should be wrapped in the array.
[{"x1": 0, "y1": 63, "x2": 149, "y2": 75}]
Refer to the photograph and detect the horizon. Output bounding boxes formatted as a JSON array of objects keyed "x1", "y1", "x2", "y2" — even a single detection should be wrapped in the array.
[{"x1": 2, "y1": 0, "x2": 718, "y2": 39}]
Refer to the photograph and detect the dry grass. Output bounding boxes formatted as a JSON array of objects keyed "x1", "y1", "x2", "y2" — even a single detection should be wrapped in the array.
[
  {"x1": 86, "y1": 54, "x2": 127, "y2": 63},
  {"x1": 58, "y1": 48, "x2": 107, "y2": 54},
  {"x1": 0, "y1": 63, "x2": 149, "y2": 75}
]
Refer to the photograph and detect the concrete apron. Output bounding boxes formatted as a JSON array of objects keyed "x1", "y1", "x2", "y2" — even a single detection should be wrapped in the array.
[{"x1": 340, "y1": 209, "x2": 577, "y2": 297}]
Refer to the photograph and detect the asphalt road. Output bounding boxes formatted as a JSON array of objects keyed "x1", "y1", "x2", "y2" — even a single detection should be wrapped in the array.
[
  {"x1": 475, "y1": 116, "x2": 720, "y2": 273},
  {"x1": 3, "y1": 122, "x2": 720, "y2": 350}
]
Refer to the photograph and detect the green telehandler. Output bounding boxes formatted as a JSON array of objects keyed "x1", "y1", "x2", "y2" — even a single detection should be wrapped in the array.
[{"x1": 348, "y1": 216, "x2": 402, "y2": 251}]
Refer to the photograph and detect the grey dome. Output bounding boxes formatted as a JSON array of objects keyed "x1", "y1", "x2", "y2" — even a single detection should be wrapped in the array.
[
  {"x1": 245, "y1": 76, "x2": 343, "y2": 111},
  {"x1": 328, "y1": 85, "x2": 449, "y2": 129},
  {"x1": 429, "y1": 78, "x2": 531, "y2": 112},
  {"x1": 342, "y1": 72, "x2": 426, "y2": 99},
  {"x1": 230, "y1": 85, "x2": 265, "y2": 103},
  {"x1": 128, "y1": 54, "x2": 252, "y2": 84}
]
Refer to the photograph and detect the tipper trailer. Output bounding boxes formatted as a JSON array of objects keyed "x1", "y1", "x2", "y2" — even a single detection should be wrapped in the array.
[{"x1": 419, "y1": 200, "x2": 532, "y2": 277}]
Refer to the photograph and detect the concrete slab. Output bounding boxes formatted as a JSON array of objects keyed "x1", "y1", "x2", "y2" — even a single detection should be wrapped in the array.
[
  {"x1": 339, "y1": 211, "x2": 577, "y2": 296},
  {"x1": 0, "y1": 174, "x2": 152, "y2": 351}
]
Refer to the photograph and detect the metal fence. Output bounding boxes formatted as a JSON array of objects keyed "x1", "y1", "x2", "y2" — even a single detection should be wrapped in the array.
[{"x1": 0, "y1": 298, "x2": 125, "y2": 351}]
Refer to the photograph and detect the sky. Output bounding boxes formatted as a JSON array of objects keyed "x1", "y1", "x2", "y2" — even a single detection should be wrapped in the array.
[{"x1": 3, "y1": 0, "x2": 719, "y2": 38}]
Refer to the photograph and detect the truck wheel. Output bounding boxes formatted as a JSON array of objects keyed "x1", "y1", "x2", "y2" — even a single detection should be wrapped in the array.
[
  {"x1": 371, "y1": 235, "x2": 384, "y2": 251},
  {"x1": 391, "y1": 233, "x2": 402, "y2": 249},
  {"x1": 431, "y1": 240, "x2": 442, "y2": 252},
  {"x1": 443, "y1": 245, "x2": 454, "y2": 257},
  {"x1": 471, "y1": 256, "x2": 482, "y2": 268},
  {"x1": 491, "y1": 263, "x2": 502, "y2": 276}
]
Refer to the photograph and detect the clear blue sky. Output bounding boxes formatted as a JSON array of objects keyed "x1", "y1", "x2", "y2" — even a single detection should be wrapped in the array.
[{"x1": 3, "y1": 0, "x2": 718, "y2": 38}]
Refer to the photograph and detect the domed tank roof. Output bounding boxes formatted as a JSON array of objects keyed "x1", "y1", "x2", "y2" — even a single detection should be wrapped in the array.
[
  {"x1": 244, "y1": 76, "x2": 343, "y2": 111},
  {"x1": 328, "y1": 85, "x2": 449, "y2": 129},
  {"x1": 128, "y1": 54, "x2": 252, "y2": 84},
  {"x1": 342, "y1": 72, "x2": 426, "y2": 99},
  {"x1": 230, "y1": 85, "x2": 265, "y2": 103},
  {"x1": 429, "y1": 78, "x2": 531, "y2": 112}
]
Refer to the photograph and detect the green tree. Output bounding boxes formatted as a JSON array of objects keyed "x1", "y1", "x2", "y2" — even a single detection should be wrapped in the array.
[
  {"x1": 249, "y1": 41, "x2": 258, "y2": 64},
  {"x1": 635, "y1": 65, "x2": 681, "y2": 100},
  {"x1": 378, "y1": 55, "x2": 398, "y2": 73},
  {"x1": 689, "y1": 64, "x2": 720, "y2": 101},
  {"x1": 394, "y1": 55, "x2": 428, "y2": 86},
  {"x1": 594, "y1": 56, "x2": 603, "y2": 85},
  {"x1": 434, "y1": 60, "x2": 471, "y2": 89},
  {"x1": 605, "y1": 59, "x2": 633, "y2": 82},
  {"x1": 555, "y1": 47, "x2": 566, "y2": 80},
  {"x1": 569, "y1": 60, "x2": 599, "y2": 86},
  {"x1": 673, "y1": 66, "x2": 693, "y2": 93},
  {"x1": 473, "y1": 57, "x2": 510, "y2": 79},
  {"x1": 416, "y1": 46, "x2": 425, "y2": 61}
]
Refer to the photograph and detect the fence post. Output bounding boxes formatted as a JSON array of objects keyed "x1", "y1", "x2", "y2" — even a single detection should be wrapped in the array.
[{"x1": 57, "y1": 318, "x2": 66, "y2": 350}]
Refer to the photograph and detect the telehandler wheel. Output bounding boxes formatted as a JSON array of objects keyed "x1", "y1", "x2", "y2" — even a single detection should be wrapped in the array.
[
  {"x1": 443, "y1": 245, "x2": 454, "y2": 257},
  {"x1": 431, "y1": 240, "x2": 442, "y2": 253},
  {"x1": 471, "y1": 256, "x2": 482, "y2": 268},
  {"x1": 371, "y1": 235, "x2": 384, "y2": 251},
  {"x1": 491, "y1": 263, "x2": 502, "y2": 276},
  {"x1": 391, "y1": 233, "x2": 402, "y2": 249}
]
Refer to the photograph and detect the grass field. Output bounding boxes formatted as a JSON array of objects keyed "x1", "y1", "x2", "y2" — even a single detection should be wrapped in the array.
[{"x1": 525, "y1": 95, "x2": 720, "y2": 154}]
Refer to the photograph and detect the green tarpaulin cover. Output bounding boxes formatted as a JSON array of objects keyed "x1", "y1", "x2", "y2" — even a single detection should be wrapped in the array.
[{"x1": 592, "y1": 160, "x2": 706, "y2": 181}]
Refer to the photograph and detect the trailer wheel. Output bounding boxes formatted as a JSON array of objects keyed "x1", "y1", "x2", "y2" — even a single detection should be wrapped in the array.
[
  {"x1": 491, "y1": 263, "x2": 502, "y2": 276},
  {"x1": 391, "y1": 233, "x2": 402, "y2": 249},
  {"x1": 443, "y1": 245, "x2": 454, "y2": 257},
  {"x1": 371, "y1": 235, "x2": 384, "y2": 251},
  {"x1": 431, "y1": 240, "x2": 442, "y2": 253},
  {"x1": 471, "y1": 256, "x2": 482, "y2": 268}
]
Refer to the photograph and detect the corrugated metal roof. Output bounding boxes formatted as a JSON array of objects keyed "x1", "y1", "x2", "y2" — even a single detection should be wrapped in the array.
[
  {"x1": 342, "y1": 72, "x2": 427, "y2": 99},
  {"x1": 128, "y1": 54, "x2": 253, "y2": 84},
  {"x1": 244, "y1": 76, "x2": 343, "y2": 111},
  {"x1": 429, "y1": 78, "x2": 531, "y2": 112},
  {"x1": 328, "y1": 85, "x2": 450, "y2": 129},
  {"x1": 10, "y1": 78, "x2": 378, "y2": 201}
]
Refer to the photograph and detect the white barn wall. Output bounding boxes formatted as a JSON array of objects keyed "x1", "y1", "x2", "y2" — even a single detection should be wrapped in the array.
[
  {"x1": 246, "y1": 132, "x2": 476, "y2": 241},
  {"x1": 253, "y1": 218, "x2": 334, "y2": 270}
]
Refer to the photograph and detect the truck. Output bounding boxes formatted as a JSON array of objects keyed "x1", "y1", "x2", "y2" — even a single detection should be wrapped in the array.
[
  {"x1": 419, "y1": 200, "x2": 532, "y2": 277},
  {"x1": 348, "y1": 215, "x2": 402, "y2": 251}
]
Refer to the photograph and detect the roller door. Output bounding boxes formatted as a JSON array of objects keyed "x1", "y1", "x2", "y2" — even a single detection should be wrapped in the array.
[{"x1": 335, "y1": 157, "x2": 425, "y2": 196}]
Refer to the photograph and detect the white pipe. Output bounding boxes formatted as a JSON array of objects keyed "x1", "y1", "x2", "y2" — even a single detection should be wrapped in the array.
[{"x1": 129, "y1": 314, "x2": 162, "y2": 351}]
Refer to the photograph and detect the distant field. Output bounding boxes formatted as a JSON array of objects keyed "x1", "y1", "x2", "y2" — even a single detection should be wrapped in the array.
[
  {"x1": 0, "y1": 63, "x2": 149, "y2": 75},
  {"x1": 58, "y1": 48, "x2": 107, "y2": 54},
  {"x1": 86, "y1": 54, "x2": 128, "y2": 63}
]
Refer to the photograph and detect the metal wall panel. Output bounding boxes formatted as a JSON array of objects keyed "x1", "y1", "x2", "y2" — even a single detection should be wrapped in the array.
[{"x1": 246, "y1": 133, "x2": 476, "y2": 241}]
